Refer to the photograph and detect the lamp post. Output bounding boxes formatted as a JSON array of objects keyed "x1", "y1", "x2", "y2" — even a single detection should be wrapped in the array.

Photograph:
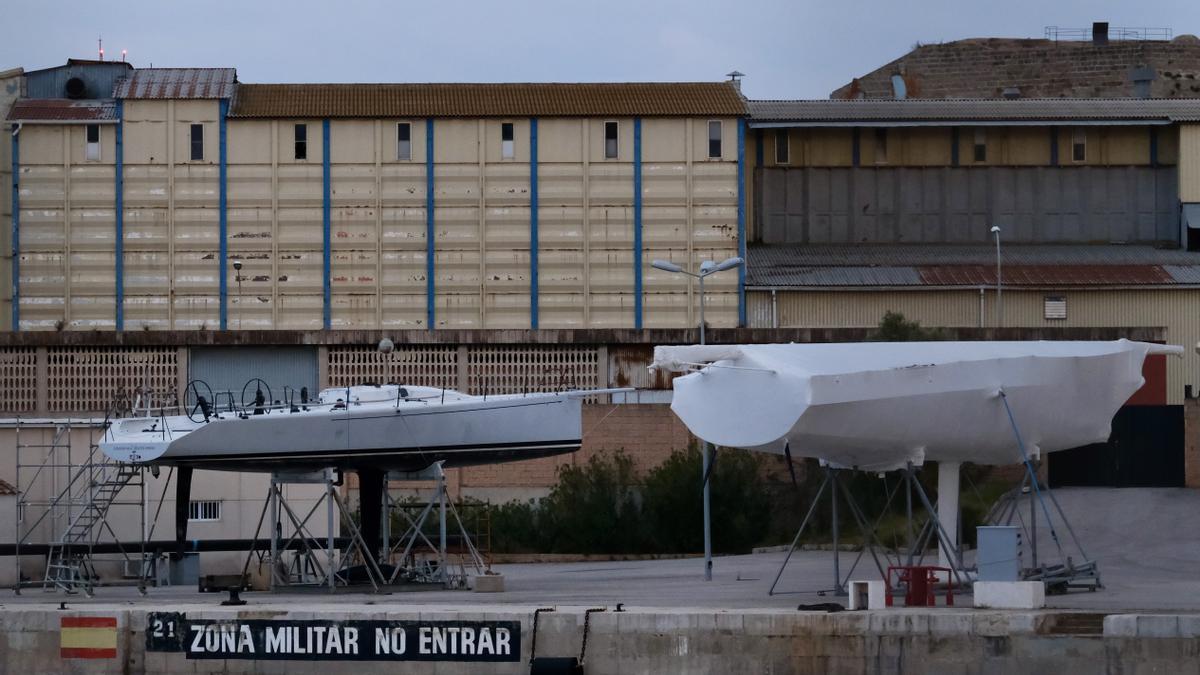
[
  {"x1": 990, "y1": 226, "x2": 1002, "y2": 327},
  {"x1": 651, "y1": 255, "x2": 744, "y2": 581},
  {"x1": 232, "y1": 260, "x2": 244, "y2": 329}
]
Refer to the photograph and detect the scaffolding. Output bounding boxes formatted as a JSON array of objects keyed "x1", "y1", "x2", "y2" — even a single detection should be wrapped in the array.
[{"x1": 12, "y1": 385, "x2": 179, "y2": 595}]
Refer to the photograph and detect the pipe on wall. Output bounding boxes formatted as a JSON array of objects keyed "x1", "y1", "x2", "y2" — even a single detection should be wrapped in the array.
[
  {"x1": 116, "y1": 100, "x2": 126, "y2": 330},
  {"x1": 321, "y1": 118, "x2": 331, "y2": 330},
  {"x1": 425, "y1": 118, "x2": 435, "y2": 330},
  {"x1": 217, "y1": 99, "x2": 229, "y2": 330}
]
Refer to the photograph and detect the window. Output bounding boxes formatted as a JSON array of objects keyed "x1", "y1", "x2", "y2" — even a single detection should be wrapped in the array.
[
  {"x1": 294, "y1": 123, "x2": 307, "y2": 160},
  {"x1": 604, "y1": 121, "x2": 619, "y2": 159},
  {"x1": 501, "y1": 122, "x2": 514, "y2": 159},
  {"x1": 397, "y1": 122, "x2": 412, "y2": 160},
  {"x1": 874, "y1": 128, "x2": 888, "y2": 163},
  {"x1": 85, "y1": 124, "x2": 100, "y2": 161},
  {"x1": 1072, "y1": 130, "x2": 1087, "y2": 162},
  {"x1": 188, "y1": 500, "x2": 221, "y2": 522},
  {"x1": 774, "y1": 130, "x2": 789, "y2": 164},
  {"x1": 708, "y1": 120, "x2": 722, "y2": 159},
  {"x1": 973, "y1": 129, "x2": 987, "y2": 162},
  {"x1": 1044, "y1": 296, "x2": 1067, "y2": 320},
  {"x1": 189, "y1": 124, "x2": 204, "y2": 161}
]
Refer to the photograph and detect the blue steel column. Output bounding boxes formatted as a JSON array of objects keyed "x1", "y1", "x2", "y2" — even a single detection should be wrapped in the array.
[
  {"x1": 10, "y1": 126, "x2": 19, "y2": 330},
  {"x1": 218, "y1": 99, "x2": 229, "y2": 330},
  {"x1": 322, "y1": 118, "x2": 331, "y2": 330},
  {"x1": 530, "y1": 117, "x2": 539, "y2": 329},
  {"x1": 737, "y1": 118, "x2": 746, "y2": 327},
  {"x1": 633, "y1": 117, "x2": 643, "y2": 329},
  {"x1": 116, "y1": 100, "x2": 126, "y2": 331},
  {"x1": 425, "y1": 118, "x2": 435, "y2": 330}
]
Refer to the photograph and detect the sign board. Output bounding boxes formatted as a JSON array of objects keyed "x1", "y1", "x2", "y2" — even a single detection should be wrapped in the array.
[{"x1": 146, "y1": 612, "x2": 521, "y2": 662}]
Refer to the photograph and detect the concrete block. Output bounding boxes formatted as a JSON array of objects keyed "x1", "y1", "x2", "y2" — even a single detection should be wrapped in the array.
[
  {"x1": 472, "y1": 574, "x2": 504, "y2": 593},
  {"x1": 1176, "y1": 614, "x2": 1200, "y2": 638},
  {"x1": 848, "y1": 580, "x2": 887, "y2": 610},
  {"x1": 972, "y1": 581, "x2": 1045, "y2": 609},
  {"x1": 1136, "y1": 614, "x2": 1181, "y2": 638},
  {"x1": 927, "y1": 613, "x2": 974, "y2": 635},
  {"x1": 1103, "y1": 614, "x2": 1137, "y2": 637}
]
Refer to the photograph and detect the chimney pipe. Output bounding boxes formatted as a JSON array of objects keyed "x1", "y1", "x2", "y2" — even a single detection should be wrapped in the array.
[{"x1": 1093, "y1": 22, "x2": 1109, "y2": 45}]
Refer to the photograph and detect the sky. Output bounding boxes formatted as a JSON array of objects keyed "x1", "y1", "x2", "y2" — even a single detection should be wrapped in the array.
[{"x1": 3, "y1": 0, "x2": 1200, "y2": 100}]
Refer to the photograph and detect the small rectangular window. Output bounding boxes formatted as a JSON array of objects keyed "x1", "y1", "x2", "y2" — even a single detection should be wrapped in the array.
[
  {"x1": 774, "y1": 130, "x2": 789, "y2": 164},
  {"x1": 604, "y1": 121, "x2": 619, "y2": 159},
  {"x1": 973, "y1": 129, "x2": 986, "y2": 162},
  {"x1": 501, "y1": 122, "x2": 514, "y2": 159},
  {"x1": 190, "y1": 124, "x2": 204, "y2": 161},
  {"x1": 1072, "y1": 130, "x2": 1087, "y2": 162},
  {"x1": 397, "y1": 122, "x2": 412, "y2": 160},
  {"x1": 1044, "y1": 296, "x2": 1067, "y2": 320},
  {"x1": 188, "y1": 500, "x2": 221, "y2": 522},
  {"x1": 85, "y1": 124, "x2": 100, "y2": 161},
  {"x1": 708, "y1": 120, "x2": 723, "y2": 159},
  {"x1": 294, "y1": 123, "x2": 307, "y2": 160},
  {"x1": 874, "y1": 128, "x2": 888, "y2": 163}
]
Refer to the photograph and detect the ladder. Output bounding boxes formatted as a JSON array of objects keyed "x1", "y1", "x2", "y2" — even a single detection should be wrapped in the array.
[{"x1": 43, "y1": 457, "x2": 142, "y2": 593}]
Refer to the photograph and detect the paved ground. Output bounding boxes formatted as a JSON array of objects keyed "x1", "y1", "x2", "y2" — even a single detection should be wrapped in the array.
[{"x1": 1, "y1": 487, "x2": 1196, "y2": 612}]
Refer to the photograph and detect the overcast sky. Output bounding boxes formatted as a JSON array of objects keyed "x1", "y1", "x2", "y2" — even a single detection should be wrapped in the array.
[{"x1": 4, "y1": 0, "x2": 1199, "y2": 99}]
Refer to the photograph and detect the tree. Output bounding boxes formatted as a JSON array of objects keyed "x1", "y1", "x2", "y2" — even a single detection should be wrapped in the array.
[{"x1": 869, "y1": 311, "x2": 945, "y2": 342}]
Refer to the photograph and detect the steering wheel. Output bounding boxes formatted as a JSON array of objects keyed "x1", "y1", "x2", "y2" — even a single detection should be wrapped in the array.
[
  {"x1": 241, "y1": 378, "x2": 274, "y2": 414},
  {"x1": 184, "y1": 379, "x2": 216, "y2": 423}
]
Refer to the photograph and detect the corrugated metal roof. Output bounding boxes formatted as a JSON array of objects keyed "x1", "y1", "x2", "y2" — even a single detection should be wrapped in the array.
[
  {"x1": 6, "y1": 98, "x2": 118, "y2": 122},
  {"x1": 748, "y1": 98, "x2": 1200, "y2": 125},
  {"x1": 229, "y1": 82, "x2": 748, "y2": 118},
  {"x1": 112, "y1": 68, "x2": 237, "y2": 99},
  {"x1": 747, "y1": 244, "x2": 1200, "y2": 288},
  {"x1": 917, "y1": 264, "x2": 1174, "y2": 286}
]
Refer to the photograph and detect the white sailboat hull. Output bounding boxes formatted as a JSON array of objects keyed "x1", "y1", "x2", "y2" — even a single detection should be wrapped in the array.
[
  {"x1": 655, "y1": 340, "x2": 1179, "y2": 471},
  {"x1": 100, "y1": 386, "x2": 584, "y2": 473}
]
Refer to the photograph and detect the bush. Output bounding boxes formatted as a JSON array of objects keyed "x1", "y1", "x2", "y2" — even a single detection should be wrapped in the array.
[{"x1": 538, "y1": 452, "x2": 643, "y2": 553}]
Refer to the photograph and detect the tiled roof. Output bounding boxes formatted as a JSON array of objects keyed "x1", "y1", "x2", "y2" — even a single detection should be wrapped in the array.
[
  {"x1": 113, "y1": 68, "x2": 237, "y2": 99},
  {"x1": 748, "y1": 98, "x2": 1200, "y2": 125},
  {"x1": 7, "y1": 98, "x2": 118, "y2": 122},
  {"x1": 747, "y1": 244, "x2": 1200, "y2": 288},
  {"x1": 229, "y1": 82, "x2": 748, "y2": 118}
]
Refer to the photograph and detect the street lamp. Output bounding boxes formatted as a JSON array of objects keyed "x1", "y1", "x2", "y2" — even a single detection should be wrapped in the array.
[
  {"x1": 232, "y1": 260, "x2": 244, "y2": 329},
  {"x1": 989, "y1": 226, "x2": 1002, "y2": 327},
  {"x1": 650, "y1": 255, "x2": 744, "y2": 582}
]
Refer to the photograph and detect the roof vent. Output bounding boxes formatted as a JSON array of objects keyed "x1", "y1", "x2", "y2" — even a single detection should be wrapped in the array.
[
  {"x1": 1002, "y1": 87, "x2": 1021, "y2": 99},
  {"x1": 890, "y1": 74, "x2": 908, "y2": 100},
  {"x1": 64, "y1": 77, "x2": 85, "y2": 99},
  {"x1": 1093, "y1": 21, "x2": 1110, "y2": 45},
  {"x1": 726, "y1": 70, "x2": 745, "y2": 92}
]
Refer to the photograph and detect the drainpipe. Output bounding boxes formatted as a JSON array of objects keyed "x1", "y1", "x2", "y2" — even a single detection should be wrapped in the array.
[
  {"x1": 978, "y1": 287, "x2": 984, "y2": 328},
  {"x1": 771, "y1": 288, "x2": 778, "y2": 328}
]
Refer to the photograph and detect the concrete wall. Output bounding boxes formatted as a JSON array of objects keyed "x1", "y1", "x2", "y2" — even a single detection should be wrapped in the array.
[
  {"x1": 5, "y1": 605, "x2": 1200, "y2": 674},
  {"x1": 748, "y1": 288, "x2": 1199, "y2": 404},
  {"x1": 12, "y1": 110, "x2": 741, "y2": 332}
]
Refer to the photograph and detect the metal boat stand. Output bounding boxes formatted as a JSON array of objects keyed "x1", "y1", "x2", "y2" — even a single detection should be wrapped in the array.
[
  {"x1": 987, "y1": 390, "x2": 1101, "y2": 592},
  {"x1": 768, "y1": 463, "x2": 971, "y2": 597},
  {"x1": 242, "y1": 468, "x2": 386, "y2": 592},
  {"x1": 380, "y1": 462, "x2": 486, "y2": 589}
]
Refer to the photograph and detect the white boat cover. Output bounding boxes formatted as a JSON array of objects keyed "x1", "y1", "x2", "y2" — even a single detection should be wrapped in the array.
[{"x1": 653, "y1": 340, "x2": 1181, "y2": 471}]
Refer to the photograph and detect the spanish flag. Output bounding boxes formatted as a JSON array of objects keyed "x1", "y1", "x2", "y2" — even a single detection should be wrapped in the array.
[{"x1": 60, "y1": 616, "x2": 117, "y2": 659}]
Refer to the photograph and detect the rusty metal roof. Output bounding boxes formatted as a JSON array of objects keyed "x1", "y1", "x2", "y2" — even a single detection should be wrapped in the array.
[
  {"x1": 229, "y1": 82, "x2": 748, "y2": 118},
  {"x1": 748, "y1": 244, "x2": 1200, "y2": 288},
  {"x1": 112, "y1": 68, "x2": 237, "y2": 99},
  {"x1": 6, "y1": 98, "x2": 118, "y2": 122},
  {"x1": 748, "y1": 98, "x2": 1200, "y2": 125}
]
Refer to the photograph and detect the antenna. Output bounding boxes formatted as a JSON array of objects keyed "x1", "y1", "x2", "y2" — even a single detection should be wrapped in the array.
[
  {"x1": 121, "y1": 49, "x2": 127, "y2": 63},
  {"x1": 98, "y1": 36, "x2": 104, "y2": 61}
]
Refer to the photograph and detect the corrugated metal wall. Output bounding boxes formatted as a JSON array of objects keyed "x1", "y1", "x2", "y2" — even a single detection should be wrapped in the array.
[
  {"x1": 757, "y1": 166, "x2": 1179, "y2": 245},
  {"x1": 189, "y1": 346, "x2": 318, "y2": 406},
  {"x1": 24, "y1": 63, "x2": 131, "y2": 100},
  {"x1": 749, "y1": 288, "x2": 1200, "y2": 404},
  {"x1": 1181, "y1": 124, "x2": 1200, "y2": 203}
]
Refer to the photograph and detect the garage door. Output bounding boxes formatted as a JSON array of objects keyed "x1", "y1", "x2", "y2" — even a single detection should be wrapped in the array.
[{"x1": 188, "y1": 347, "x2": 319, "y2": 410}]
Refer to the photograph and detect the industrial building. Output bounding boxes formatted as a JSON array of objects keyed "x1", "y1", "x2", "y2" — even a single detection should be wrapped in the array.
[{"x1": 5, "y1": 25, "x2": 1200, "y2": 584}]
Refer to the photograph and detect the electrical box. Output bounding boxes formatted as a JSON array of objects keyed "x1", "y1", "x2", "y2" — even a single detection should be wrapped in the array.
[{"x1": 976, "y1": 526, "x2": 1020, "y2": 582}]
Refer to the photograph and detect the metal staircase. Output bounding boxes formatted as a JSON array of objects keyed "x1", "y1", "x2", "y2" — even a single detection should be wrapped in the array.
[{"x1": 43, "y1": 459, "x2": 143, "y2": 592}]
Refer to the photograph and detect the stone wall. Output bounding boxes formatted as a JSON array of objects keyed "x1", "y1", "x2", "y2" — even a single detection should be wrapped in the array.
[{"x1": 832, "y1": 37, "x2": 1200, "y2": 100}]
